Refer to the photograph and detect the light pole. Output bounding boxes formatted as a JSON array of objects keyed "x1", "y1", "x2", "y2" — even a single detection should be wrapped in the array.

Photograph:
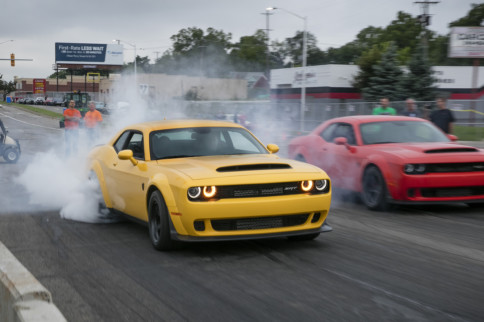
[
  {"x1": 262, "y1": 8, "x2": 273, "y2": 80},
  {"x1": 267, "y1": 7, "x2": 307, "y2": 132},
  {"x1": 113, "y1": 39, "x2": 137, "y2": 89}
]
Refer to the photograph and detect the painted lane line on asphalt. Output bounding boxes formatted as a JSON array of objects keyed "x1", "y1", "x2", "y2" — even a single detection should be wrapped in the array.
[{"x1": 0, "y1": 111, "x2": 62, "y2": 131}]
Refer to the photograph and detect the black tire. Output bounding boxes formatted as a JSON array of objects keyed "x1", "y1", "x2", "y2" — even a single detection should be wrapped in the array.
[
  {"x1": 89, "y1": 171, "x2": 117, "y2": 222},
  {"x1": 148, "y1": 191, "x2": 178, "y2": 251},
  {"x1": 467, "y1": 202, "x2": 484, "y2": 208},
  {"x1": 3, "y1": 148, "x2": 20, "y2": 163},
  {"x1": 287, "y1": 232, "x2": 320, "y2": 241},
  {"x1": 361, "y1": 166, "x2": 388, "y2": 211}
]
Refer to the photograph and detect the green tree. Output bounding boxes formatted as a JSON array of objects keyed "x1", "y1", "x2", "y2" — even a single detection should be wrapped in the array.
[
  {"x1": 166, "y1": 27, "x2": 233, "y2": 77},
  {"x1": 352, "y1": 43, "x2": 388, "y2": 92},
  {"x1": 399, "y1": 44, "x2": 437, "y2": 101},
  {"x1": 362, "y1": 43, "x2": 403, "y2": 102},
  {"x1": 124, "y1": 55, "x2": 151, "y2": 73},
  {"x1": 449, "y1": 3, "x2": 484, "y2": 27},
  {"x1": 0, "y1": 75, "x2": 16, "y2": 100},
  {"x1": 282, "y1": 31, "x2": 322, "y2": 66},
  {"x1": 229, "y1": 30, "x2": 267, "y2": 72}
]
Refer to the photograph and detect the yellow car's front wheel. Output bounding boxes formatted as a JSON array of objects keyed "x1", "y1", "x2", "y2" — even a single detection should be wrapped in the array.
[{"x1": 148, "y1": 191, "x2": 179, "y2": 251}]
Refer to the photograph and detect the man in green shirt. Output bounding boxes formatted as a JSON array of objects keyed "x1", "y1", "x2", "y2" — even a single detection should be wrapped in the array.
[{"x1": 372, "y1": 97, "x2": 397, "y2": 115}]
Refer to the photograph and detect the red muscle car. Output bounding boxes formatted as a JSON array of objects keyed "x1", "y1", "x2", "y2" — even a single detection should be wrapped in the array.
[{"x1": 288, "y1": 115, "x2": 484, "y2": 210}]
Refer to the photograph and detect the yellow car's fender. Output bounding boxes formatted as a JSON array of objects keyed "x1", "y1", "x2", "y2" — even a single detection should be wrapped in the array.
[
  {"x1": 90, "y1": 160, "x2": 113, "y2": 209},
  {"x1": 146, "y1": 173, "x2": 189, "y2": 235}
]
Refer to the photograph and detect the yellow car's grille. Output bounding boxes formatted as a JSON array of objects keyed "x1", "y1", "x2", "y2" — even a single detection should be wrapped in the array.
[
  {"x1": 217, "y1": 182, "x2": 303, "y2": 199},
  {"x1": 211, "y1": 214, "x2": 309, "y2": 231}
]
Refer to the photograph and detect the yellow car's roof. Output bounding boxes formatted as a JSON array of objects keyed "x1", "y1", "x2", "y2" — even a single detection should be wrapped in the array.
[{"x1": 125, "y1": 119, "x2": 245, "y2": 132}]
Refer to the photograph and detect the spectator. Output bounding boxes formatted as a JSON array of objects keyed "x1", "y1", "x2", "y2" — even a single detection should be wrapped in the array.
[
  {"x1": 402, "y1": 98, "x2": 421, "y2": 117},
  {"x1": 84, "y1": 101, "x2": 103, "y2": 145},
  {"x1": 372, "y1": 98, "x2": 396, "y2": 115},
  {"x1": 63, "y1": 100, "x2": 81, "y2": 156},
  {"x1": 430, "y1": 97, "x2": 455, "y2": 134}
]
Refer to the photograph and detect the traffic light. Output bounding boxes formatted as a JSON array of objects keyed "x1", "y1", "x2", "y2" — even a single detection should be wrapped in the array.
[{"x1": 10, "y1": 53, "x2": 14, "y2": 67}]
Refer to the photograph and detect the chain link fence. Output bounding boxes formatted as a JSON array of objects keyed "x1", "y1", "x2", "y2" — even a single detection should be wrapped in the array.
[{"x1": 177, "y1": 99, "x2": 484, "y2": 142}]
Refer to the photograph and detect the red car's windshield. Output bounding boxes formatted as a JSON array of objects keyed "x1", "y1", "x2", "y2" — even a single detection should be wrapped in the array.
[{"x1": 360, "y1": 121, "x2": 450, "y2": 145}]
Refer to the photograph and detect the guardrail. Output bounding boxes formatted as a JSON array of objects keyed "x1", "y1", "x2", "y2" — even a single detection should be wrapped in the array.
[{"x1": 0, "y1": 242, "x2": 66, "y2": 321}]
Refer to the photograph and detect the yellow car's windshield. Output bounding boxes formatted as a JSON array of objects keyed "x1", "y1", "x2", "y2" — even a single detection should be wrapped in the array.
[{"x1": 150, "y1": 127, "x2": 268, "y2": 159}]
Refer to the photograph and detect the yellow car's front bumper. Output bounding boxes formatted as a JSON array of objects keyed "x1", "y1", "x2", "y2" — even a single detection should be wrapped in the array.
[{"x1": 167, "y1": 192, "x2": 332, "y2": 240}]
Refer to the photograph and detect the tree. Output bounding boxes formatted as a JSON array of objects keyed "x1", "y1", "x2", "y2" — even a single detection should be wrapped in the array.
[
  {"x1": 282, "y1": 31, "x2": 322, "y2": 67},
  {"x1": 449, "y1": 3, "x2": 484, "y2": 27},
  {"x1": 352, "y1": 43, "x2": 388, "y2": 92},
  {"x1": 163, "y1": 27, "x2": 233, "y2": 77},
  {"x1": 123, "y1": 55, "x2": 151, "y2": 73},
  {"x1": 0, "y1": 75, "x2": 16, "y2": 100},
  {"x1": 399, "y1": 44, "x2": 437, "y2": 101},
  {"x1": 229, "y1": 30, "x2": 267, "y2": 72},
  {"x1": 362, "y1": 43, "x2": 403, "y2": 102}
]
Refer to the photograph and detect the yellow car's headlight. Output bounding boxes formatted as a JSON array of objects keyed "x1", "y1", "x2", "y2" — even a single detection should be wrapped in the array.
[
  {"x1": 188, "y1": 186, "x2": 217, "y2": 201},
  {"x1": 300, "y1": 179, "x2": 330, "y2": 194}
]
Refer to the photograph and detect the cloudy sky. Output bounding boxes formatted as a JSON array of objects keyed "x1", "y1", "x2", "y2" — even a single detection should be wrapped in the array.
[{"x1": 0, "y1": 0, "x2": 479, "y2": 82}]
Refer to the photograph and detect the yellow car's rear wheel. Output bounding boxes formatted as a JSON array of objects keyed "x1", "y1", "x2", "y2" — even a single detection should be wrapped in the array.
[{"x1": 148, "y1": 191, "x2": 179, "y2": 251}]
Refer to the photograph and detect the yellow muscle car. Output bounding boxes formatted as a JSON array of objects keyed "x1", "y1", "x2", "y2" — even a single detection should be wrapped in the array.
[{"x1": 87, "y1": 120, "x2": 332, "y2": 250}]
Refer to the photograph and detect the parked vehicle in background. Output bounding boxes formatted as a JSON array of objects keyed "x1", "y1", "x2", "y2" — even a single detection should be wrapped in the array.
[
  {"x1": 34, "y1": 97, "x2": 45, "y2": 105},
  {"x1": 24, "y1": 98, "x2": 35, "y2": 105},
  {"x1": 45, "y1": 97, "x2": 55, "y2": 106},
  {"x1": 53, "y1": 98, "x2": 64, "y2": 106},
  {"x1": 17, "y1": 98, "x2": 26, "y2": 104}
]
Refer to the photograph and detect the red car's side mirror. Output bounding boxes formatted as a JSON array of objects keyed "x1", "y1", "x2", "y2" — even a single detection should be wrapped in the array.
[
  {"x1": 447, "y1": 134, "x2": 458, "y2": 141},
  {"x1": 334, "y1": 137, "x2": 347, "y2": 145},
  {"x1": 334, "y1": 137, "x2": 356, "y2": 153}
]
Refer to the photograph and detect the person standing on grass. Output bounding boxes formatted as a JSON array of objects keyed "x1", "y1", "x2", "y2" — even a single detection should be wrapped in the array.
[{"x1": 430, "y1": 97, "x2": 455, "y2": 134}]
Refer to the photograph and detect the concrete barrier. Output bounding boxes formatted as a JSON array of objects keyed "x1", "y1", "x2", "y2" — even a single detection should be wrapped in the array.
[{"x1": 0, "y1": 242, "x2": 66, "y2": 321}]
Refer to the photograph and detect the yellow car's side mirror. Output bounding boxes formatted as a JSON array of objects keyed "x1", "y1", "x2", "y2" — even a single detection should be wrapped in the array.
[
  {"x1": 118, "y1": 149, "x2": 138, "y2": 165},
  {"x1": 267, "y1": 144, "x2": 279, "y2": 154}
]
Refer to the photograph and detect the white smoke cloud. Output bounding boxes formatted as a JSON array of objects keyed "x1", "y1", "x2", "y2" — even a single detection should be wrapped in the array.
[{"x1": 13, "y1": 74, "x2": 157, "y2": 223}]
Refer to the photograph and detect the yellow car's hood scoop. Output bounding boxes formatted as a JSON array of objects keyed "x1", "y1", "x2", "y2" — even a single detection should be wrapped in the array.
[
  {"x1": 217, "y1": 163, "x2": 292, "y2": 172},
  {"x1": 158, "y1": 155, "x2": 307, "y2": 180}
]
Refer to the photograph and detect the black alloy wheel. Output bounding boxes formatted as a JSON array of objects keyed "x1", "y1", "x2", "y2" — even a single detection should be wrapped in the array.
[
  {"x1": 361, "y1": 166, "x2": 388, "y2": 211},
  {"x1": 148, "y1": 191, "x2": 178, "y2": 251}
]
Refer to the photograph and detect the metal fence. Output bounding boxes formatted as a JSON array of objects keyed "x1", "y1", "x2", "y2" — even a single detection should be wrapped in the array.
[{"x1": 177, "y1": 99, "x2": 484, "y2": 142}]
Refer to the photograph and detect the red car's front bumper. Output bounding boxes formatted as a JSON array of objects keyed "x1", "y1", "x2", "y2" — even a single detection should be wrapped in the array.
[{"x1": 390, "y1": 172, "x2": 484, "y2": 204}]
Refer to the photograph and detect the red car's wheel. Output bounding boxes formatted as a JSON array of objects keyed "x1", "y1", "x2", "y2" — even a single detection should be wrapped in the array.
[
  {"x1": 148, "y1": 191, "x2": 179, "y2": 251},
  {"x1": 362, "y1": 166, "x2": 388, "y2": 211}
]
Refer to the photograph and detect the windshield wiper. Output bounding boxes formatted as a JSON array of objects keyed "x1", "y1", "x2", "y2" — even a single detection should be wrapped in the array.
[
  {"x1": 159, "y1": 155, "x2": 194, "y2": 159},
  {"x1": 371, "y1": 141, "x2": 397, "y2": 144}
]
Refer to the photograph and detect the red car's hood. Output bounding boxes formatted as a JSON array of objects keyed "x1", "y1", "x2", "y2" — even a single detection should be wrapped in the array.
[
  {"x1": 156, "y1": 154, "x2": 322, "y2": 180},
  {"x1": 370, "y1": 142, "x2": 484, "y2": 161}
]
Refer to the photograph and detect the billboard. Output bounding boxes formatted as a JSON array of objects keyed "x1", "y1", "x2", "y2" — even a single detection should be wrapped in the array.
[
  {"x1": 449, "y1": 27, "x2": 484, "y2": 58},
  {"x1": 33, "y1": 79, "x2": 46, "y2": 94},
  {"x1": 55, "y1": 42, "x2": 124, "y2": 66}
]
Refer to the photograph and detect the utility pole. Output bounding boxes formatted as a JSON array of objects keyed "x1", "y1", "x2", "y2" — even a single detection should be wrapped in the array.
[
  {"x1": 262, "y1": 9, "x2": 273, "y2": 80},
  {"x1": 414, "y1": 1, "x2": 439, "y2": 61}
]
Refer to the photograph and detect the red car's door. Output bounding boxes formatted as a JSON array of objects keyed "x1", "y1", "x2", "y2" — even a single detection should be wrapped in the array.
[{"x1": 315, "y1": 122, "x2": 361, "y2": 190}]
